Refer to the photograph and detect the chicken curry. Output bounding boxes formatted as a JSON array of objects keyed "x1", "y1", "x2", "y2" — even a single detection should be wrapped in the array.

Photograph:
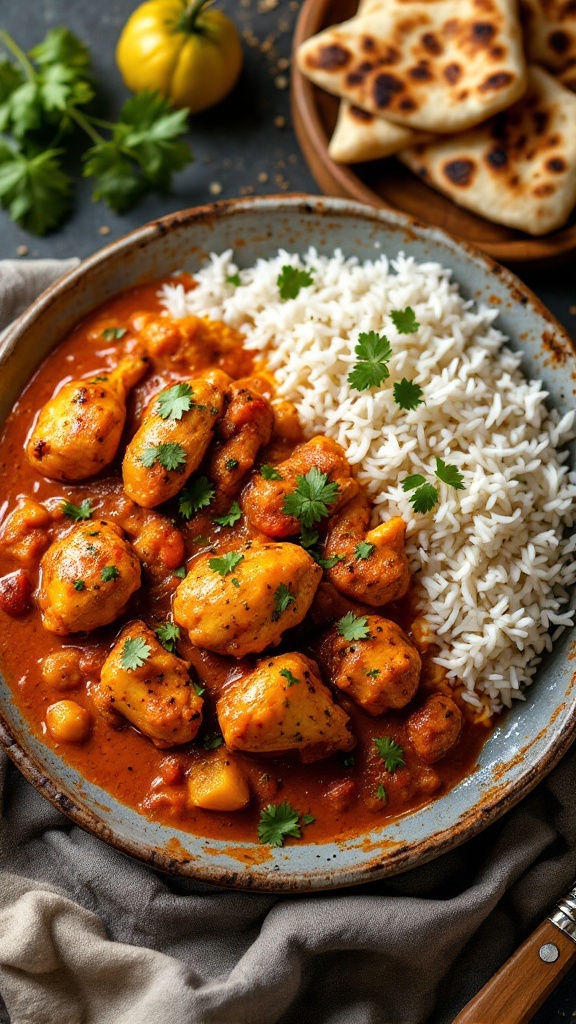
[{"x1": 0, "y1": 277, "x2": 488, "y2": 848}]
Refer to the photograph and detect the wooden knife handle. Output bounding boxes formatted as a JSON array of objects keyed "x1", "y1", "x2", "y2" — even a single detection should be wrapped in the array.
[{"x1": 452, "y1": 919, "x2": 576, "y2": 1024}]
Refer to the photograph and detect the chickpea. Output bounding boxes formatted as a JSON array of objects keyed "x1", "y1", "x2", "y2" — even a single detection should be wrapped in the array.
[
  {"x1": 42, "y1": 650, "x2": 84, "y2": 690},
  {"x1": 46, "y1": 700, "x2": 92, "y2": 743}
]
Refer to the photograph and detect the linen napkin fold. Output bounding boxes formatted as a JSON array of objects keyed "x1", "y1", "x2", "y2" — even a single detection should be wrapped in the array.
[{"x1": 0, "y1": 258, "x2": 575, "y2": 1024}]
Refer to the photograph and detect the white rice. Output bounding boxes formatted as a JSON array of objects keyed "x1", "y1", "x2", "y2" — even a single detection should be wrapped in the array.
[{"x1": 160, "y1": 248, "x2": 576, "y2": 716}]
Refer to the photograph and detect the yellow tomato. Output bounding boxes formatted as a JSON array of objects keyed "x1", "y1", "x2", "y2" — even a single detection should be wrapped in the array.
[{"x1": 116, "y1": 0, "x2": 243, "y2": 115}]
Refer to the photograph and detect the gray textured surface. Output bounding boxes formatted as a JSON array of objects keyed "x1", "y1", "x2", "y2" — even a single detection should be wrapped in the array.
[{"x1": 0, "y1": 1, "x2": 575, "y2": 1020}]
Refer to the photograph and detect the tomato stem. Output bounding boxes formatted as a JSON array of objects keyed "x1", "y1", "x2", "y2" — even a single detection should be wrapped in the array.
[{"x1": 181, "y1": 0, "x2": 214, "y2": 32}]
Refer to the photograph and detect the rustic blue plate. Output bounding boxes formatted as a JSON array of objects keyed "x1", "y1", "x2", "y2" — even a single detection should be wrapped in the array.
[{"x1": 1, "y1": 196, "x2": 575, "y2": 891}]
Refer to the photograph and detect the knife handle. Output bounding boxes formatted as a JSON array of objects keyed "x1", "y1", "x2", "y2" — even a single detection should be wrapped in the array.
[{"x1": 452, "y1": 919, "x2": 576, "y2": 1024}]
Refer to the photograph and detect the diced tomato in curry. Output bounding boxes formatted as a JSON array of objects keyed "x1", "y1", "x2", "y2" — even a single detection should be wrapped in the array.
[{"x1": 0, "y1": 277, "x2": 488, "y2": 845}]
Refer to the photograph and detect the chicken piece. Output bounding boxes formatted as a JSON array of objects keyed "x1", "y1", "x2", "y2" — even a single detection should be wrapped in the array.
[
  {"x1": 407, "y1": 694, "x2": 463, "y2": 764},
  {"x1": 1, "y1": 497, "x2": 52, "y2": 566},
  {"x1": 173, "y1": 542, "x2": 322, "y2": 657},
  {"x1": 27, "y1": 354, "x2": 148, "y2": 481},
  {"x1": 323, "y1": 496, "x2": 411, "y2": 607},
  {"x1": 207, "y1": 382, "x2": 274, "y2": 507},
  {"x1": 241, "y1": 436, "x2": 359, "y2": 538},
  {"x1": 132, "y1": 312, "x2": 253, "y2": 378},
  {"x1": 119, "y1": 506, "x2": 185, "y2": 571},
  {"x1": 38, "y1": 520, "x2": 141, "y2": 635},
  {"x1": 318, "y1": 614, "x2": 421, "y2": 716},
  {"x1": 122, "y1": 377, "x2": 223, "y2": 508},
  {"x1": 187, "y1": 750, "x2": 250, "y2": 811},
  {"x1": 309, "y1": 580, "x2": 371, "y2": 628},
  {"x1": 217, "y1": 652, "x2": 355, "y2": 758},
  {"x1": 94, "y1": 621, "x2": 203, "y2": 748}
]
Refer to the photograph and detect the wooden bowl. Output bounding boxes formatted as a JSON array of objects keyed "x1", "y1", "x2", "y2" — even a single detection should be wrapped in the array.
[{"x1": 291, "y1": 0, "x2": 576, "y2": 265}]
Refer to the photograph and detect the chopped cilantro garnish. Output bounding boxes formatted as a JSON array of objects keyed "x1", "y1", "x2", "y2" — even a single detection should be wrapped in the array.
[
  {"x1": 355, "y1": 541, "x2": 375, "y2": 560},
  {"x1": 366, "y1": 668, "x2": 380, "y2": 678},
  {"x1": 178, "y1": 476, "x2": 214, "y2": 519},
  {"x1": 156, "y1": 382, "x2": 203, "y2": 420},
  {"x1": 347, "y1": 331, "x2": 392, "y2": 391},
  {"x1": 376, "y1": 784, "x2": 388, "y2": 803},
  {"x1": 193, "y1": 680, "x2": 205, "y2": 696},
  {"x1": 155, "y1": 621, "x2": 180, "y2": 653},
  {"x1": 257, "y1": 800, "x2": 302, "y2": 846},
  {"x1": 343, "y1": 754, "x2": 355, "y2": 769},
  {"x1": 203, "y1": 733, "x2": 223, "y2": 750},
  {"x1": 435, "y1": 457, "x2": 465, "y2": 490},
  {"x1": 101, "y1": 565, "x2": 119, "y2": 582},
  {"x1": 225, "y1": 458, "x2": 239, "y2": 471},
  {"x1": 390, "y1": 307, "x2": 419, "y2": 334},
  {"x1": 280, "y1": 667, "x2": 300, "y2": 687},
  {"x1": 301, "y1": 813, "x2": 315, "y2": 826},
  {"x1": 141, "y1": 442, "x2": 187, "y2": 472},
  {"x1": 226, "y1": 272, "x2": 241, "y2": 287},
  {"x1": 173, "y1": 565, "x2": 187, "y2": 579},
  {"x1": 260, "y1": 463, "x2": 283, "y2": 481},
  {"x1": 277, "y1": 265, "x2": 314, "y2": 300},
  {"x1": 121, "y1": 636, "x2": 151, "y2": 671},
  {"x1": 62, "y1": 499, "x2": 93, "y2": 521},
  {"x1": 73, "y1": 579, "x2": 85, "y2": 591},
  {"x1": 272, "y1": 583, "x2": 295, "y2": 621},
  {"x1": 214, "y1": 501, "x2": 242, "y2": 528},
  {"x1": 373, "y1": 737, "x2": 405, "y2": 773},
  {"x1": 231, "y1": 577, "x2": 241, "y2": 588},
  {"x1": 393, "y1": 378, "x2": 424, "y2": 411},
  {"x1": 337, "y1": 612, "x2": 370, "y2": 642},
  {"x1": 402, "y1": 474, "x2": 427, "y2": 491},
  {"x1": 282, "y1": 467, "x2": 339, "y2": 528},
  {"x1": 403, "y1": 475, "x2": 439, "y2": 515},
  {"x1": 209, "y1": 551, "x2": 244, "y2": 577},
  {"x1": 101, "y1": 327, "x2": 127, "y2": 340}
]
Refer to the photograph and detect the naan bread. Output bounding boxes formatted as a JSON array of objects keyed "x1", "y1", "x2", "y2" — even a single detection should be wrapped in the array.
[
  {"x1": 521, "y1": 0, "x2": 576, "y2": 85},
  {"x1": 296, "y1": 0, "x2": 527, "y2": 133},
  {"x1": 329, "y1": 101, "x2": 430, "y2": 162},
  {"x1": 399, "y1": 66, "x2": 576, "y2": 234}
]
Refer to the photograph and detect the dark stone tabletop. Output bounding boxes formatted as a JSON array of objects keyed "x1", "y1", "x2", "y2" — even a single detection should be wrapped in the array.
[{"x1": 0, "y1": 1, "x2": 575, "y2": 1021}]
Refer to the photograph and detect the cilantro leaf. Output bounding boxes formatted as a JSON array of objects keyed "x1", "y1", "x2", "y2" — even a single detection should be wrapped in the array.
[
  {"x1": 366, "y1": 668, "x2": 380, "y2": 678},
  {"x1": 260, "y1": 463, "x2": 283, "y2": 481},
  {"x1": 337, "y1": 612, "x2": 370, "y2": 642},
  {"x1": 393, "y1": 378, "x2": 424, "y2": 411},
  {"x1": 257, "y1": 801, "x2": 302, "y2": 847},
  {"x1": 390, "y1": 307, "x2": 419, "y2": 334},
  {"x1": 141, "y1": 442, "x2": 187, "y2": 472},
  {"x1": 312, "y1": 551, "x2": 345, "y2": 570},
  {"x1": 409, "y1": 483, "x2": 438, "y2": 515},
  {"x1": 277, "y1": 265, "x2": 314, "y2": 300},
  {"x1": 101, "y1": 565, "x2": 119, "y2": 582},
  {"x1": 402, "y1": 474, "x2": 426, "y2": 492},
  {"x1": 155, "y1": 621, "x2": 181, "y2": 653},
  {"x1": 61, "y1": 498, "x2": 93, "y2": 521},
  {"x1": 435, "y1": 457, "x2": 465, "y2": 491},
  {"x1": 355, "y1": 541, "x2": 375, "y2": 560},
  {"x1": 301, "y1": 813, "x2": 316, "y2": 826},
  {"x1": 173, "y1": 565, "x2": 187, "y2": 579},
  {"x1": 214, "y1": 501, "x2": 242, "y2": 528},
  {"x1": 203, "y1": 733, "x2": 223, "y2": 750},
  {"x1": 226, "y1": 272, "x2": 241, "y2": 286},
  {"x1": 373, "y1": 737, "x2": 405, "y2": 772},
  {"x1": 282, "y1": 467, "x2": 339, "y2": 528},
  {"x1": 0, "y1": 60, "x2": 23, "y2": 130},
  {"x1": 280, "y1": 667, "x2": 300, "y2": 687},
  {"x1": 193, "y1": 680, "x2": 205, "y2": 696},
  {"x1": 376, "y1": 784, "x2": 388, "y2": 803},
  {"x1": 272, "y1": 583, "x2": 295, "y2": 621},
  {"x1": 29, "y1": 28, "x2": 91, "y2": 71},
  {"x1": 73, "y1": 579, "x2": 85, "y2": 591},
  {"x1": 347, "y1": 332, "x2": 392, "y2": 391},
  {"x1": 121, "y1": 636, "x2": 151, "y2": 670},
  {"x1": 83, "y1": 143, "x2": 147, "y2": 213},
  {"x1": 0, "y1": 146, "x2": 72, "y2": 234},
  {"x1": 225, "y1": 458, "x2": 239, "y2": 471},
  {"x1": 156, "y1": 382, "x2": 195, "y2": 420},
  {"x1": 178, "y1": 476, "x2": 214, "y2": 519},
  {"x1": 209, "y1": 551, "x2": 244, "y2": 577},
  {"x1": 101, "y1": 327, "x2": 127, "y2": 340}
]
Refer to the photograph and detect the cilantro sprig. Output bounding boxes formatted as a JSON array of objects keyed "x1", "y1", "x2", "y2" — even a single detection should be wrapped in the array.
[
  {"x1": 61, "y1": 498, "x2": 93, "y2": 521},
  {"x1": 141, "y1": 442, "x2": 187, "y2": 472},
  {"x1": 402, "y1": 458, "x2": 465, "y2": 514},
  {"x1": 282, "y1": 467, "x2": 339, "y2": 528},
  {"x1": 348, "y1": 331, "x2": 392, "y2": 391},
  {"x1": 373, "y1": 737, "x2": 405, "y2": 773},
  {"x1": 337, "y1": 612, "x2": 370, "y2": 642},
  {"x1": 260, "y1": 464, "x2": 283, "y2": 481},
  {"x1": 355, "y1": 541, "x2": 374, "y2": 561},
  {"x1": 257, "y1": 801, "x2": 315, "y2": 847},
  {"x1": 121, "y1": 636, "x2": 151, "y2": 671},
  {"x1": 178, "y1": 476, "x2": 214, "y2": 519},
  {"x1": 276, "y1": 265, "x2": 314, "y2": 300},
  {"x1": 155, "y1": 621, "x2": 180, "y2": 653},
  {"x1": 393, "y1": 378, "x2": 424, "y2": 411},
  {"x1": 156, "y1": 383, "x2": 197, "y2": 421},
  {"x1": 272, "y1": 583, "x2": 295, "y2": 621},
  {"x1": 214, "y1": 501, "x2": 242, "y2": 528},
  {"x1": 390, "y1": 307, "x2": 420, "y2": 334},
  {"x1": 209, "y1": 551, "x2": 244, "y2": 577}
]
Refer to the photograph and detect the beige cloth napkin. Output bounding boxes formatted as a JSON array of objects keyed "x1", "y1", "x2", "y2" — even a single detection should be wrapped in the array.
[{"x1": 1, "y1": 259, "x2": 575, "y2": 1024}]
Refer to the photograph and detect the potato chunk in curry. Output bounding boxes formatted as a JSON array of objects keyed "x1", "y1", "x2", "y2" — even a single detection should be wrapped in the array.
[
  {"x1": 173, "y1": 542, "x2": 322, "y2": 657},
  {"x1": 217, "y1": 652, "x2": 355, "y2": 758},
  {"x1": 38, "y1": 520, "x2": 141, "y2": 635},
  {"x1": 318, "y1": 615, "x2": 421, "y2": 717},
  {"x1": 94, "y1": 621, "x2": 203, "y2": 748},
  {"x1": 122, "y1": 377, "x2": 224, "y2": 508},
  {"x1": 27, "y1": 354, "x2": 148, "y2": 482}
]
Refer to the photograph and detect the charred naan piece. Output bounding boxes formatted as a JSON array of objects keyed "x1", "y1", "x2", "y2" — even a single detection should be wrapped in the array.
[
  {"x1": 329, "y1": 100, "x2": 431, "y2": 162},
  {"x1": 399, "y1": 67, "x2": 576, "y2": 235},
  {"x1": 297, "y1": 0, "x2": 527, "y2": 133},
  {"x1": 521, "y1": 0, "x2": 576, "y2": 88}
]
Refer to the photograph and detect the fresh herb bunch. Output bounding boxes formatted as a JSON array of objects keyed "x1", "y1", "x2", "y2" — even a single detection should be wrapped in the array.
[{"x1": 0, "y1": 27, "x2": 192, "y2": 234}]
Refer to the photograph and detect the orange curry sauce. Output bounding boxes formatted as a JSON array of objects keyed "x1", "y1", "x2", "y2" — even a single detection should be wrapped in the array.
[{"x1": 0, "y1": 277, "x2": 489, "y2": 845}]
